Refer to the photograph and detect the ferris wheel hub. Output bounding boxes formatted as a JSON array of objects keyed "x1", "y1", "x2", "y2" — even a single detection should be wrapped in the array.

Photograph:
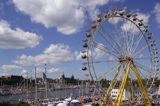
[{"x1": 118, "y1": 56, "x2": 133, "y2": 63}]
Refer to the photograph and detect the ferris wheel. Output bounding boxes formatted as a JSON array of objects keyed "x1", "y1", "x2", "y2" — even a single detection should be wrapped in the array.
[{"x1": 81, "y1": 9, "x2": 159, "y2": 106}]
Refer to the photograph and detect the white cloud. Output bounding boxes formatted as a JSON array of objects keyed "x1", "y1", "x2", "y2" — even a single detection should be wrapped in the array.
[
  {"x1": 137, "y1": 13, "x2": 150, "y2": 24},
  {"x1": 48, "y1": 67, "x2": 60, "y2": 73},
  {"x1": 94, "y1": 47, "x2": 106, "y2": 59},
  {"x1": 0, "y1": 64, "x2": 22, "y2": 71},
  {"x1": 21, "y1": 69, "x2": 27, "y2": 74},
  {"x1": 0, "y1": 72, "x2": 10, "y2": 76},
  {"x1": 121, "y1": 21, "x2": 139, "y2": 33},
  {"x1": 0, "y1": 20, "x2": 41, "y2": 49},
  {"x1": 75, "y1": 51, "x2": 84, "y2": 60},
  {"x1": 75, "y1": 43, "x2": 106, "y2": 60},
  {"x1": 21, "y1": 71, "x2": 32, "y2": 79},
  {"x1": 36, "y1": 67, "x2": 60, "y2": 74},
  {"x1": 108, "y1": 17, "x2": 122, "y2": 24},
  {"x1": 121, "y1": 12, "x2": 150, "y2": 33},
  {"x1": 14, "y1": 44, "x2": 74, "y2": 66},
  {"x1": 13, "y1": 0, "x2": 110, "y2": 35},
  {"x1": 78, "y1": 0, "x2": 109, "y2": 19},
  {"x1": 154, "y1": 3, "x2": 160, "y2": 27}
]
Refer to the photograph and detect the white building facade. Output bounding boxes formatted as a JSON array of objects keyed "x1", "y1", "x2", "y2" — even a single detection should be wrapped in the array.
[{"x1": 111, "y1": 89, "x2": 130, "y2": 100}]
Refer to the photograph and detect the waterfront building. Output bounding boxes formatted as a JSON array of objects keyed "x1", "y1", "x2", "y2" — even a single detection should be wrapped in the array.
[{"x1": 111, "y1": 89, "x2": 129, "y2": 100}]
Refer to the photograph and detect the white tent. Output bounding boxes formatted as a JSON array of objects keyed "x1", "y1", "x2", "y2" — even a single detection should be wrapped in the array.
[
  {"x1": 48, "y1": 103, "x2": 54, "y2": 106},
  {"x1": 65, "y1": 97, "x2": 71, "y2": 102},
  {"x1": 83, "y1": 105, "x2": 92, "y2": 106},
  {"x1": 63, "y1": 101, "x2": 69, "y2": 104},
  {"x1": 56, "y1": 102, "x2": 67, "y2": 106},
  {"x1": 71, "y1": 99, "x2": 80, "y2": 103}
]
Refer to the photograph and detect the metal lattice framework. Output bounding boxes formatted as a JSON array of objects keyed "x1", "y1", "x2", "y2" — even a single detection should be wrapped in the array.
[{"x1": 81, "y1": 9, "x2": 159, "y2": 106}]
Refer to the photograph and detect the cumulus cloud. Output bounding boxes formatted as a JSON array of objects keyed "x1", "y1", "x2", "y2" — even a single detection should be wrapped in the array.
[
  {"x1": 154, "y1": 3, "x2": 160, "y2": 27},
  {"x1": 21, "y1": 69, "x2": 27, "y2": 74},
  {"x1": 108, "y1": 17, "x2": 122, "y2": 24},
  {"x1": 121, "y1": 12, "x2": 150, "y2": 33},
  {"x1": 12, "y1": 0, "x2": 110, "y2": 35},
  {"x1": 14, "y1": 44, "x2": 74, "y2": 66},
  {"x1": 75, "y1": 51, "x2": 84, "y2": 60},
  {"x1": 47, "y1": 67, "x2": 60, "y2": 73},
  {"x1": 78, "y1": 0, "x2": 109, "y2": 19},
  {"x1": 35, "y1": 67, "x2": 60, "y2": 74},
  {"x1": 0, "y1": 64, "x2": 22, "y2": 71},
  {"x1": 75, "y1": 43, "x2": 106, "y2": 60},
  {"x1": 94, "y1": 47, "x2": 106, "y2": 59},
  {"x1": 0, "y1": 73, "x2": 10, "y2": 76},
  {"x1": 0, "y1": 20, "x2": 41, "y2": 49},
  {"x1": 21, "y1": 71, "x2": 33, "y2": 79}
]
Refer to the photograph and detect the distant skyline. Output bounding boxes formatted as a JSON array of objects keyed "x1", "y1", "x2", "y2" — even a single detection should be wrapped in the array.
[{"x1": 0, "y1": 0, "x2": 160, "y2": 79}]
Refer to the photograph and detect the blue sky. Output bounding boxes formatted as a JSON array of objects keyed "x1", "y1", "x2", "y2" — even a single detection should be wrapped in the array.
[{"x1": 0, "y1": 0, "x2": 160, "y2": 79}]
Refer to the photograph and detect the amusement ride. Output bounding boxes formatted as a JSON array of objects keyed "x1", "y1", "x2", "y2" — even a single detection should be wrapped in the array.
[{"x1": 81, "y1": 9, "x2": 159, "y2": 106}]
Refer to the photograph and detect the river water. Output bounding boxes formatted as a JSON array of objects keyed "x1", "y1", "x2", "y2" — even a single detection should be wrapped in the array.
[{"x1": 0, "y1": 87, "x2": 91, "y2": 102}]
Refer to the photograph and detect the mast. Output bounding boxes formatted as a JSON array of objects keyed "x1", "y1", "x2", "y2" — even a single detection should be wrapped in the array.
[
  {"x1": 45, "y1": 64, "x2": 48, "y2": 99},
  {"x1": 82, "y1": 80, "x2": 84, "y2": 97},
  {"x1": 26, "y1": 72, "x2": 29, "y2": 101},
  {"x1": 35, "y1": 66, "x2": 38, "y2": 100}
]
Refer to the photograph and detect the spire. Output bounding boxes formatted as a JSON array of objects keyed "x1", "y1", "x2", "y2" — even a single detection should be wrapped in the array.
[{"x1": 62, "y1": 72, "x2": 65, "y2": 79}]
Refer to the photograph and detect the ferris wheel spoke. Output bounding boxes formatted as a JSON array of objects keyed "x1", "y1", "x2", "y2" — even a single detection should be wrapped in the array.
[
  {"x1": 124, "y1": 31, "x2": 133, "y2": 55},
  {"x1": 131, "y1": 64, "x2": 151, "y2": 83},
  {"x1": 107, "y1": 18, "x2": 122, "y2": 52},
  {"x1": 131, "y1": 65, "x2": 150, "y2": 86},
  {"x1": 90, "y1": 52, "x2": 99, "y2": 82},
  {"x1": 98, "y1": 26, "x2": 121, "y2": 55},
  {"x1": 100, "y1": 24, "x2": 121, "y2": 50},
  {"x1": 102, "y1": 64, "x2": 122, "y2": 98},
  {"x1": 128, "y1": 21, "x2": 138, "y2": 51},
  {"x1": 134, "y1": 61, "x2": 151, "y2": 70},
  {"x1": 133, "y1": 44, "x2": 148, "y2": 57},
  {"x1": 98, "y1": 64, "x2": 120, "y2": 80},
  {"x1": 134, "y1": 66, "x2": 149, "y2": 79},
  {"x1": 134, "y1": 56, "x2": 151, "y2": 60},
  {"x1": 93, "y1": 41, "x2": 119, "y2": 58},
  {"x1": 98, "y1": 29, "x2": 117, "y2": 52},
  {"x1": 139, "y1": 69, "x2": 150, "y2": 79},
  {"x1": 134, "y1": 62, "x2": 152, "y2": 74},
  {"x1": 121, "y1": 29, "x2": 128, "y2": 55},
  {"x1": 131, "y1": 32, "x2": 144, "y2": 54},
  {"x1": 120, "y1": 19, "x2": 134, "y2": 55},
  {"x1": 125, "y1": 32, "x2": 131, "y2": 55},
  {"x1": 129, "y1": 25, "x2": 136, "y2": 53},
  {"x1": 83, "y1": 59, "x2": 118, "y2": 65},
  {"x1": 135, "y1": 62, "x2": 151, "y2": 72},
  {"x1": 114, "y1": 32, "x2": 124, "y2": 54},
  {"x1": 93, "y1": 41, "x2": 117, "y2": 54}
]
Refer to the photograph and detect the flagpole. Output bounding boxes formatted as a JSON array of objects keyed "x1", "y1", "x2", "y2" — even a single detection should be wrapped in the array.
[
  {"x1": 26, "y1": 72, "x2": 29, "y2": 101},
  {"x1": 35, "y1": 66, "x2": 37, "y2": 101},
  {"x1": 45, "y1": 64, "x2": 48, "y2": 99}
]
